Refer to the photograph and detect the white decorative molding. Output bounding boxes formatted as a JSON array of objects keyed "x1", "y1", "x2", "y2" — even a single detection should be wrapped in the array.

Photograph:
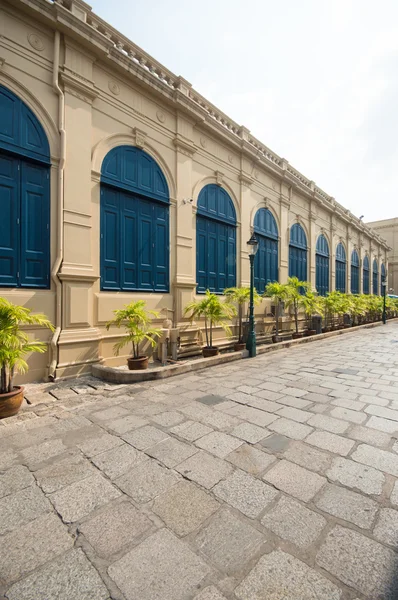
[
  {"x1": 108, "y1": 81, "x2": 120, "y2": 95},
  {"x1": 239, "y1": 173, "x2": 253, "y2": 187},
  {"x1": 61, "y1": 71, "x2": 98, "y2": 104},
  {"x1": 156, "y1": 110, "x2": 166, "y2": 123},
  {"x1": 215, "y1": 170, "x2": 224, "y2": 186},
  {"x1": 133, "y1": 127, "x2": 147, "y2": 149},
  {"x1": 228, "y1": 154, "x2": 234, "y2": 164},
  {"x1": 200, "y1": 136, "x2": 207, "y2": 148},
  {"x1": 0, "y1": 57, "x2": 5, "y2": 69},
  {"x1": 27, "y1": 33, "x2": 44, "y2": 51},
  {"x1": 173, "y1": 135, "x2": 195, "y2": 157}
]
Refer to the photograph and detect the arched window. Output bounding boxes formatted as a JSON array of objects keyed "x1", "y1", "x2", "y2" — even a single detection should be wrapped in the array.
[
  {"x1": 363, "y1": 255, "x2": 370, "y2": 294},
  {"x1": 335, "y1": 243, "x2": 346, "y2": 293},
  {"x1": 0, "y1": 84, "x2": 50, "y2": 288},
  {"x1": 196, "y1": 184, "x2": 236, "y2": 293},
  {"x1": 351, "y1": 250, "x2": 360, "y2": 294},
  {"x1": 373, "y1": 259, "x2": 378, "y2": 295},
  {"x1": 316, "y1": 234, "x2": 329, "y2": 296},
  {"x1": 100, "y1": 146, "x2": 169, "y2": 291},
  {"x1": 289, "y1": 223, "x2": 307, "y2": 281},
  {"x1": 381, "y1": 263, "x2": 386, "y2": 291},
  {"x1": 253, "y1": 208, "x2": 278, "y2": 293}
]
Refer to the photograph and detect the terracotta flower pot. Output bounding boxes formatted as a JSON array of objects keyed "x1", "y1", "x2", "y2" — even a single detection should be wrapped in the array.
[
  {"x1": 305, "y1": 329, "x2": 316, "y2": 336},
  {"x1": 234, "y1": 342, "x2": 246, "y2": 352},
  {"x1": 202, "y1": 347, "x2": 219, "y2": 358},
  {"x1": 272, "y1": 335, "x2": 283, "y2": 343},
  {"x1": 322, "y1": 327, "x2": 331, "y2": 333},
  {"x1": 0, "y1": 386, "x2": 24, "y2": 419},
  {"x1": 292, "y1": 332, "x2": 303, "y2": 339},
  {"x1": 127, "y1": 356, "x2": 149, "y2": 370}
]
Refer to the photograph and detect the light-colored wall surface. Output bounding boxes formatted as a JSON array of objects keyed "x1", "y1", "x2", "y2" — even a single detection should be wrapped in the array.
[
  {"x1": 0, "y1": 0, "x2": 390, "y2": 382},
  {"x1": 367, "y1": 218, "x2": 398, "y2": 292}
]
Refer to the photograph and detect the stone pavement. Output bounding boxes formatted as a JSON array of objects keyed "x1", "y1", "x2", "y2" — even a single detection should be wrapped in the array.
[{"x1": 1, "y1": 323, "x2": 398, "y2": 599}]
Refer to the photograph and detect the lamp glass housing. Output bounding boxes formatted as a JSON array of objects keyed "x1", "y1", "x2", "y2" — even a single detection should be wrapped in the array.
[{"x1": 247, "y1": 233, "x2": 259, "y2": 256}]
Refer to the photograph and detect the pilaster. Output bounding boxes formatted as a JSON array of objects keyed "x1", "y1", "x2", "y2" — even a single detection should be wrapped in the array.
[
  {"x1": 279, "y1": 196, "x2": 290, "y2": 283},
  {"x1": 309, "y1": 205, "x2": 317, "y2": 288}
]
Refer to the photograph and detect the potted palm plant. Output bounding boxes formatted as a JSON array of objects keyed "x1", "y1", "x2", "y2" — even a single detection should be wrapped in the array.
[
  {"x1": 301, "y1": 289, "x2": 321, "y2": 335},
  {"x1": 0, "y1": 297, "x2": 54, "y2": 419},
  {"x1": 263, "y1": 282, "x2": 289, "y2": 343},
  {"x1": 184, "y1": 290, "x2": 236, "y2": 357},
  {"x1": 224, "y1": 286, "x2": 261, "y2": 351},
  {"x1": 285, "y1": 277, "x2": 309, "y2": 339},
  {"x1": 106, "y1": 300, "x2": 162, "y2": 370}
]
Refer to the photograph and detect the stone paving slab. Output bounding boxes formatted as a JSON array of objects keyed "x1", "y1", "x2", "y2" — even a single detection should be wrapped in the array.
[{"x1": 2, "y1": 323, "x2": 398, "y2": 599}]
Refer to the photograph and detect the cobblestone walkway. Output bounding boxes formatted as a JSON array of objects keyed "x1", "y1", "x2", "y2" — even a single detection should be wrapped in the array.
[{"x1": 1, "y1": 323, "x2": 398, "y2": 599}]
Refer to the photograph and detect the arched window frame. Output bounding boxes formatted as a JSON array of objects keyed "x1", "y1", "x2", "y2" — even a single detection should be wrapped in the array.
[
  {"x1": 196, "y1": 184, "x2": 236, "y2": 294},
  {"x1": 351, "y1": 249, "x2": 360, "y2": 294},
  {"x1": 289, "y1": 223, "x2": 307, "y2": 281},
  {"x1": 335, "y1": 242, "x2": 346, "y2": 293},
  {"x1": 253, "y1": 208, "x2": 279, "y2": 294},
  {"x1": 363, "y1": 255, "x2": 370, "y2": 295},
  {"x1": 315, "y1": 234, "x2": 330, "y2": 296},
  {"x1": 100, "y1": 145, "x2": 170, "y2": 292},
  {"x1": 0, "y1": 84, "x2": 50, "y2": 289},
  {"x1": 372, "y1": 259, "x2": 379, "y2": 295}
]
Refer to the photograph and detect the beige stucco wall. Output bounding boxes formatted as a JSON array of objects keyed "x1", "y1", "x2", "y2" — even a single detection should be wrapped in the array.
[
  {"x1": 366, "y1": 218, "x2": 398, "y2": 293},
  {"x1": 0, "y1": 0, "x2": 390, "y2": 383}
]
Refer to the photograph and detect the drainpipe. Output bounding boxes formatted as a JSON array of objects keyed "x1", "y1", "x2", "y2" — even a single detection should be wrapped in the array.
[{"x1": 48, "y1": 29, "x2": 65, "y2": 381}]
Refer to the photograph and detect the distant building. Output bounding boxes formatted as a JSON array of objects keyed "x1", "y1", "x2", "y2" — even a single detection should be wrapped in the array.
[
  {"x1": 366, "y1": 218, "x2": 398, "y2": 293},
  {"x1": 0, "y1": 0, "x2": 390, "y2": 382}
]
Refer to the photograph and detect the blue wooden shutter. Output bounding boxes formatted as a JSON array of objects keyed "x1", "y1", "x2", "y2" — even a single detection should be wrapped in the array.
[
  {"x1": 207, "y1": 220, "x2": 217, "y2": 292},
  {"x1": 120, "y1": 191, "x2": 137, "y2": 290},
  {"x1": 373, "y1": 261, "x2": 378, "y2": 294},
  {"x1": 138, "y1": 197, "x2": 153, "y2": 291},
  {"x1": 0, "y1": 154, "x2": 19, "y2": 286},
  {"x1": 153, "y1": 203, "x2": 169, "y2": 291},
  {"x1": 196, "y1": 216, "x2": 207, "y2": 293},
  {"x1": 20, "y1": 160, "x2": 49, "y2": 288},
  {"x1": 351, "y1": 266, "x2": 359, "y2": 294},
  {"x1": 101, "y1": 187, "x2": 120, "y2": 289},
  {"x1": 226, "y1": 225, "x2": 236, "y2": 288}
]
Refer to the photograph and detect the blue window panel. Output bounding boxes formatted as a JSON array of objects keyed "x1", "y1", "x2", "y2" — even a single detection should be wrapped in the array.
[
  {"x1": 100, "y1": 146, "x2": 170, "y2": 292},
  {"x1": 254, "y1": 235, "x2": 278, "y2": 294},
  {"x1": 197, "y1": 184, "x2": 236, "y2": 224},
  {"x1": 363, "y1": 256, "x2": 370, "y2": 294},
  {"x1": 20, "y1": 161, "x2": 50, "y2": 288},
  {"x1": 290, "y1": 223, "x2": 307, "y2": 248},
  {"x1": 196, "y1": 185, "x2": 236, "y2": 293},
  {"x1": 335, "y1": 243, "x2": 346, "y2": 293},
  {"x1": 254, "y1": 208, "x2": 278, "y2": 239},
  {"x1": 315, "y1": 235, "x2": 330, "y2": 296},
  {"x1": 0, "y1": 154, "x2": 49, "y2": 289},
  {"x1": 335, "y1": 260, "x2": 346, "y2": 292},
  {"x1": 100, "y1": 187, "x2": 169, "y2": 292},
  {"x1": 289, "y1": 246, "x2": 307, "y2": 280},
  {"x1": 316, "y1": 234, "x2": 329, "y2": 257},
  {"x1": 373, "y1": 259, "x2": 378, "y2": 295},
  {"x1": 101, "y1": 187, "x2": 120, "y2": 289},
  {"x1": 0, "y1": 85, "x2": 50, "y2": 164},
  {"x1": 102, "y1": 146, "x2": 169, "y2": 203},
  {"x1": 0, "y1": 154, "x2": 19, "y2": 287},
  {"x1": 196, "y1": 216, "x2": 236, "y2": 294},
  {"x1": 316, "y1": 255, "x2": 329, "y2": 296},
  {"x1": 351, "y1": 265, "x2": 359, "y2": 294}
]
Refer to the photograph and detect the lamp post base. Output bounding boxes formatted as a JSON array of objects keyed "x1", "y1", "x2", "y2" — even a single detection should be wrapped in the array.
[{"x1": 246, "y1": 331, "x2": 257, "y2": 358}]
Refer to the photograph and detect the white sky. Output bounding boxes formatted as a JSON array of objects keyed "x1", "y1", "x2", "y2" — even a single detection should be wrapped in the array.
[{"x1": 90, "y1": 0, "x2": 398, "y2": 222}]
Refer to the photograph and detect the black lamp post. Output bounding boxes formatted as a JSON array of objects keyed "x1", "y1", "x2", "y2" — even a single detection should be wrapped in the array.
[
  {"x1": 246, "y1": 233, "x2": 259, "y2": 357},
  {"x1": 382, "y1": 277, "x2": 387, "y2": 324}
]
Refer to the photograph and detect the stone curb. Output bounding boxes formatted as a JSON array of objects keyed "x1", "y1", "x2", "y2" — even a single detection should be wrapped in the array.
[{"x1": 92, "y1": 319, "x2": 397, "y2": 384}]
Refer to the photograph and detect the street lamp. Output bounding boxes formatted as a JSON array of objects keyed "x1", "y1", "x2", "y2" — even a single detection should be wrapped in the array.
[
  {"x1": 246, "y1": 233, "x2": 259, "y2": 357},
  {"x1": 382, "y1": 277, "x2": 387, "y2": 324}
]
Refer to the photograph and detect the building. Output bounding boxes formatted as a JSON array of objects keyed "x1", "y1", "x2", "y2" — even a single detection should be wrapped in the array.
[
  {"x1": 366, "y1": 218, "x2": 398, "y2": 293},
  {"x1": 0, "y1": 0, "x2": 389, "y2": 383}
]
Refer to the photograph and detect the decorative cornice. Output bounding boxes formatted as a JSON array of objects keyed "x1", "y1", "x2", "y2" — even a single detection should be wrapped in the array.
[
  {"x1": 215, "y1": 170, "x2": 224, "y2": 186},
  {"x1": 173, "y1": 135, "x2": 196, "y2": 157},
  {"x1": 60, "y1": 70, "x2": 98, "y2": 104},
  {"x1": 133, "y1": 127, "x2": 147, "y2": 149},
  {"x1": 239, "y1": 173, "x2": 254, "y2": 187}
]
